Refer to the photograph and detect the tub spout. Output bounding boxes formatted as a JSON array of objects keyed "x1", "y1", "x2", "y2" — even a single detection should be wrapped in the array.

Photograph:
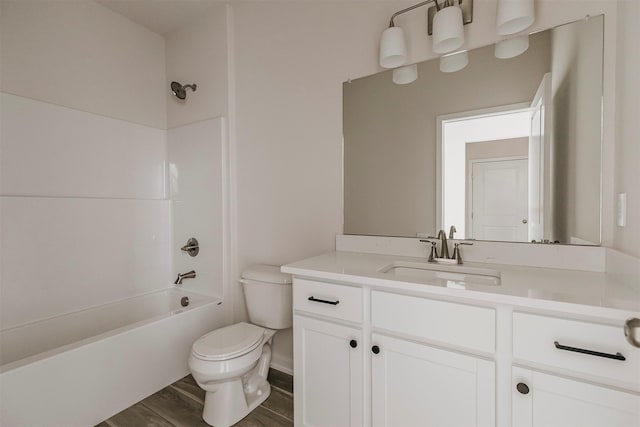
[{"x1": 174, "y1": 270, "x2": 196, "y2": 286}]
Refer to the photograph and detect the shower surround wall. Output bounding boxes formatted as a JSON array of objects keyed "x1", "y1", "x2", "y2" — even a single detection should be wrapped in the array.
[
  {"x1": 165, "y1": 4, "x2": 231, "y2": 306},
  {"x1": 0, "y1": 0, "x2": 172, "y2": 330},
  {"x1": 1, "y1": 0, "x2": 231, "y2": 341}
]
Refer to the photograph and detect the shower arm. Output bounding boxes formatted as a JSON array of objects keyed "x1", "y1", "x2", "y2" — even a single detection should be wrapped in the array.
[{"x1": 183, "y1": 84, "x2": 197, "y2": 91}]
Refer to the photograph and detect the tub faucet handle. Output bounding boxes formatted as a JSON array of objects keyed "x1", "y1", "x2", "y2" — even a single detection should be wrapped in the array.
[
  {"x1": 180, "y1": 237, "x2": 199, "y2": 257},
  {"x1": 175, "y1": 270, "x2": 196, "y2": 286}
]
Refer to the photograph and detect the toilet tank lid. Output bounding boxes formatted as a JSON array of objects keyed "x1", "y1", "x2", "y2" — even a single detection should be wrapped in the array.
[{"x1": 241, "y1": 264, "x2": 292, "y2": 284}]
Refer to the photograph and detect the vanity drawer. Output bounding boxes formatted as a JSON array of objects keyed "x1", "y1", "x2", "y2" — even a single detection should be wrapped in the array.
[
  {"x1": 293, "y1": 279, "x2": 362, "y2": 323},
  {"x1": 513, "y1": 312, "x2": 640, "y2": 387},
  {"x1": 371, "y1": 291, "x2": 495, "y2": 353}
]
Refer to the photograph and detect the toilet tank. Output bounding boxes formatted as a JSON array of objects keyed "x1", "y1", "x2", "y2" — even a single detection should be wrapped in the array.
[{"x1": 241, "y1": 265, "x2": 292, "y2": 329}]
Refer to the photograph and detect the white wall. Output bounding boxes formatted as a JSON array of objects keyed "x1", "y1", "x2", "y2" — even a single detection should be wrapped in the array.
[
  {"x1": 230, "y1": 0, "x2": 620, "y2": 373},
  {"x1": 0, "y1": 1, "x2": 171, "y2": 328},
  {"x1": 165, "y1": 6, "x2": 229, "y2": 129},
  {"x1": 232, "y1": 1, "x2": 378, "y2": 371},
  {"x1": 0, "y1": 0, "x2": 167, "y2": 128},
  {"x1": 614, "y1": 0, "x2": 640, "y2": 258}
]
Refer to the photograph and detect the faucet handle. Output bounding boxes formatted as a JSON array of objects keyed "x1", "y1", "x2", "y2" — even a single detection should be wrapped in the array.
[
  {"x1": 180, "y1": 237, "x2": 199, "y2": 257},
  {"x1": 449, "y1": 225, "x2": 457, "y2": 239},
  {"x1": 452, "y1": 242, "x2": 473, "y2": 265},
  {"x1": 420, "y1": 239, "x2": 439, "y2": 262}
]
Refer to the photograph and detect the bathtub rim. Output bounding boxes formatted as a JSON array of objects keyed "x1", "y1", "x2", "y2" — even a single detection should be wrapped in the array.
[{"x1": 0, "y1": 287, "x2": 221, "y2": 374}]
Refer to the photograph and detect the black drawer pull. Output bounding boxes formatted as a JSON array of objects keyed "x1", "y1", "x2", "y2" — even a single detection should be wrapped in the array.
[
  {"x1": 372, "y1": 345, "x2": 380, "y2": 354},
  {"x1": 350, "y1": 339, "x2": 358, "y2": 348},
  {"x1": 308, "y1": 296, "x2": 340, "y2": 305},
  {"x1": 554, "y1": 341, "x2": 626, "y2": 361}
]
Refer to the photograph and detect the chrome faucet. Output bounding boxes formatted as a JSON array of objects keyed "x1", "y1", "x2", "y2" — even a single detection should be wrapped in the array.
[
  {"x1": 423, "y1": 227, "x2": 473, "y2": 264},
  {"x1": 437, "y1": 230, "x2": 450, "y2": 259},
  {"x1": 174, "y1": 270, "x2": 196, "y2": 286}
]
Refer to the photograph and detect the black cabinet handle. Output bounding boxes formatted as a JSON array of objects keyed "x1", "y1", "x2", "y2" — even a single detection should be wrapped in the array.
[
  {"x1": 350, "y1": 339, "x2": 358, "y2": 348},
  {"x1": 308, "y1": 296, "x2": 340, "y2": 305},
  {"x1": 372, "y1": 345, "x2": 380, "y2": 354},
  {"x1": 516, "y1": 383, "x2": 530, "y2": 395},
  {"x1": 554, "y1": 341, "x2": 626, "y2": 361}
]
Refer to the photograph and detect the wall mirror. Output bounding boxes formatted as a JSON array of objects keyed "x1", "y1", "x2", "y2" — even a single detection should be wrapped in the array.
[{"x1": 343, "y1": 15, "x2": 604, "y2": 245}]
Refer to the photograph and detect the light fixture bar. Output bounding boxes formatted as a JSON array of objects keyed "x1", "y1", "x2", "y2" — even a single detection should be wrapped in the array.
[{"x1": 388, "y1": 0, "x2": 437, "y2": 27}]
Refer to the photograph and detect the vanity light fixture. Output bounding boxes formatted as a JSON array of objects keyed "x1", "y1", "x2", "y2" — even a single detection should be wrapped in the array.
[
  {"x1": 379, "y1": 0, "x2": 474, "y2": 69},
  {"x1": 494, "y1": 34, "x2": 530, "y2": 59},
  {"x1": 439, "y1": 50, "x2": 469, "y2": 72},
  {"x1": 393, "y1": 64, "x2": 419, "y2": 84},
  {"x1": 496, "y1": 0, "x2": 535, "y2": 35},
  {"x1": 432, "y1": 2, "x2": 465, "y2": 54},
  {"x1": 380, "y1": 26, "x2": 408, "y2": 68}
]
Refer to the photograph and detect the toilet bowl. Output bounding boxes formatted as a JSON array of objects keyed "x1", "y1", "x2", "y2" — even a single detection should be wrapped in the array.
[{"x1": 188, "y1": 265, "x2": 292, "y2": 427}]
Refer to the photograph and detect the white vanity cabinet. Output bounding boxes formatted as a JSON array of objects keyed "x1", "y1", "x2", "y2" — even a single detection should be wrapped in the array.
[
  {"x1": 293, "y1": 279, "x2": 365, "y2": 426},
  {"x1": 370, "y1": 290, "x2": 496, "y2": 427},
  {"x1": 512, "y1": 367, "x2": 640, "y2": 427},
  {"x1": 511, "y1": 312, "x2": 640, "y2": 427},
  {"x1": 371, "y1": 333, "x2": 495, "y2": 427},
  {"x1": 293, "y1": 278, "x2": 497, "y2": 427},
  {"x1": 286, "y1": 251, "x2": 640, "y2": 427},
  {"x1": 293, "y1": 315, "x2": 364, "y2": 427}
]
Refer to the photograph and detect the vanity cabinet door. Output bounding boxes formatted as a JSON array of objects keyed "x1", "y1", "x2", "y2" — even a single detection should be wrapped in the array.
[
  {"x1": 294, "y1": 315, "x2": 363, "y2": 427},
  {"x1": 371, "y1": 334, "x2": 495, "y2": 427},
  {"x1": 512, "y1": 367, "x2": 640, "y2": 427}
]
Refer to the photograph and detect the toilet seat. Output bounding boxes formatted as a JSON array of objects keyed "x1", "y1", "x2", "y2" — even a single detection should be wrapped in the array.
[{"x1": 192, "y1": 322, "x2": 265, "y2": 361}]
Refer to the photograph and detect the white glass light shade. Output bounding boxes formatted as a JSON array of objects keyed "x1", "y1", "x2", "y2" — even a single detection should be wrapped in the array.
[
  {"x1": 432, "y1": 6, "x2": 464, "y2": 54},
  {"x1": 495, "y1": 35, "x2": 530, "y2": 59},
  {"x1": 496, "y1": 0, "x2": 535, "y2": 35},
  {"x1": 439, "y1": 51, "x2": 469, "y2": 73},
  {"x1": 392, "y1": 64, "x2": 418, "y2": 84},
  {"x1": 380, "y1": 26, "x2": 407, "y2": 68}
]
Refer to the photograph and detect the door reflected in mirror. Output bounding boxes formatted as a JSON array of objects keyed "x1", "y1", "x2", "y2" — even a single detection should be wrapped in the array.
[
  {"x1": 343, "y1": 15, "x2": 603, "y2": 245},
  {"x1": 441, "y1": 107, "x2": 530, "y2": 242}
]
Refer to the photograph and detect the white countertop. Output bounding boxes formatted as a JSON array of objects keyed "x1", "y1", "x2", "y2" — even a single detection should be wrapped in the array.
[{"x1": 282, "y1": 251, "x2": 640, "y2": 321}]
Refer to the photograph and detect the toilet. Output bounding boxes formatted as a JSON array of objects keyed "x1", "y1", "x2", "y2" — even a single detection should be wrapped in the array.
[{"x1": 188, "y1": 265, "x2": 292, "y2": 427}]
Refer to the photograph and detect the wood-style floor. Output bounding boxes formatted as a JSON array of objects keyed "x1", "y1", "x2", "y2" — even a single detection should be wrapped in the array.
[{"x1": 97, "y1": 369, "x2": 293, "y2": 427}]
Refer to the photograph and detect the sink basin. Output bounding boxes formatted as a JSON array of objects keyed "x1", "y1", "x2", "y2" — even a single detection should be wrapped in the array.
[{"x1": 379, "y1": 261, "x2": 501, "y2": 287}]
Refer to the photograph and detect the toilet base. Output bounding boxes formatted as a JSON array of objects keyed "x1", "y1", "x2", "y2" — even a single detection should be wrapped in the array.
[{"x1": 202, "y1": 378, "x2": 271, "y2": 427}]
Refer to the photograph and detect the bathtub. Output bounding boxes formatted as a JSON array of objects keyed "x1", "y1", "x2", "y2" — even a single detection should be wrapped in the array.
[{"x1": 0, "y1": 288, "x2": 225, "y2": 426}]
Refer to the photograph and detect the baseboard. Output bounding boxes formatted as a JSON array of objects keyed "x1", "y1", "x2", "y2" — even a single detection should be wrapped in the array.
[{"x1": 270, "y1": 357, "x2": 293, "y2": 376}]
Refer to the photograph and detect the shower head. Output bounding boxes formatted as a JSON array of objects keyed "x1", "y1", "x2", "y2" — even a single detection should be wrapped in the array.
[{"x1": 170, "y1": 81, "x2": 197, "y2": 100}]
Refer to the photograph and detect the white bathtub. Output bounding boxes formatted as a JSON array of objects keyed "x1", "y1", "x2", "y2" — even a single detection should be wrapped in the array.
[{"x1": 0, "y1": 288, "x2": 224, "y2": 426}]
